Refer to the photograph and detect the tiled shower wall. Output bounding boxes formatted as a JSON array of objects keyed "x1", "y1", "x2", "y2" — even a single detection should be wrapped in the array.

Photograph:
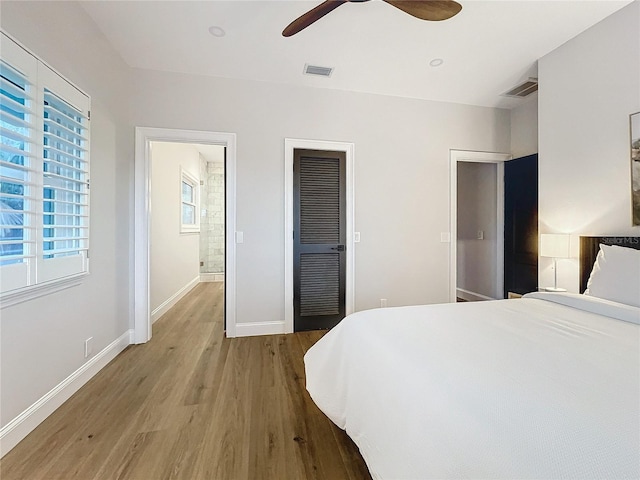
[{"x1": 199, "y1": 158, "x2": 225, "y2": 273}]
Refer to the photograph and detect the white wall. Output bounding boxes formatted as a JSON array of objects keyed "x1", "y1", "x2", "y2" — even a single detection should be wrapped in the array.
[
  {"x1": 132, "y1": 69, "x2": 511, "y2": 320},
  {"x1": 457, "y1": 162, "x2": 498, "y2": 299},
  {"x1": 511, "y1": 96, "x2": 538, "y2": 158},
  {"x1": 0, "y1": 0, "x2": 132, "y2": 430},
  {"x1": 150, "y1": 142, "x2": 201, "y2": 314},
  {"x1": 539, "y1": 0, "x2": 640, "y2": 292}
]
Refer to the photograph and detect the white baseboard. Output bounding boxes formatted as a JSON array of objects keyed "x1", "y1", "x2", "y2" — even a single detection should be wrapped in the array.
[
  {"x1": 0, "y1": 329, "x2": 132, "y2": 458},
  {"x1": 200, "y1": 273, "x2": 224, "y2": 283},
  {"x1": 456, "y1": 288, "x2": 496, "y2": 302},
  {"x1": 151, "y1": 276, "x2": 200, "y2": 323},
  {"x1": 235, "y1": 321, "x2": 286, "y2": 337}
]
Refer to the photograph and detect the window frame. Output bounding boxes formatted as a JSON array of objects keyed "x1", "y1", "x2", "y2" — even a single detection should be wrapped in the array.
[
  {"x1": 1, "y1": 32, "x2": 90, "y2": 307},
  {"x1": 180, "y1": 167, "x2": 199, "y2": 234}
]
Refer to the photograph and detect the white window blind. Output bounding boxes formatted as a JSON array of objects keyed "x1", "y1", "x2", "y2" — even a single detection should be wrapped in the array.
[{"x1": 0, "y1": 33, "x2": 90, "y2": 297}]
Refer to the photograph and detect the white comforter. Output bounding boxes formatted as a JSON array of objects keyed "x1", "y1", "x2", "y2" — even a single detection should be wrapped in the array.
[{"x1": 304, "y1": 293, "x2": 640, "y2": 479}]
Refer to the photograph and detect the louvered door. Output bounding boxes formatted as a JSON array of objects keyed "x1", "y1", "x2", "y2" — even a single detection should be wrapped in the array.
[{"x1": 293, "y1": 149, "x2": 346, "y2": 331}]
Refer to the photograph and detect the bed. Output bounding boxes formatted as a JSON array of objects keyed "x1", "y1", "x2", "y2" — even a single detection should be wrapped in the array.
[{"x1": 304, "y1": 236, "x2": 640, "y2": 479}]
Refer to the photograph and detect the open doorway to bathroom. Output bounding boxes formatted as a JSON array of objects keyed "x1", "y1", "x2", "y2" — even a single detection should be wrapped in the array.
[
  {"x1": 148, "y1": 141, "x2": 226, "y2": 329},
  {"x1": 135, "y1": 127, "x2": 236, "y2": 343}
]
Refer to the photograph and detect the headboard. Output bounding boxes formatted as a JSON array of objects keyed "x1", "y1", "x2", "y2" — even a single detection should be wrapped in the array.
[{"x1": 579, "y1": 236, "x2": 640, "y2": 293}]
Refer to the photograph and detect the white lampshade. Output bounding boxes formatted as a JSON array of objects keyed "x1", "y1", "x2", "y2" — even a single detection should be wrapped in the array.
[{"x1": 540, "y1": 234, "x2": 570, "y2": 258}]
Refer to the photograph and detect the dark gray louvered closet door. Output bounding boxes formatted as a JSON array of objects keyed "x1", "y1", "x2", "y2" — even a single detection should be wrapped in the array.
[{"x1": 293, "y1": 149, "x2": 346, "y2": 331}]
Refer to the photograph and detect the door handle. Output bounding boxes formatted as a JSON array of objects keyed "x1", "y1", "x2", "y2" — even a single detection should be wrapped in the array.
[{"x1": 331, "y1": 245, "x2": 345, "y2": 251}]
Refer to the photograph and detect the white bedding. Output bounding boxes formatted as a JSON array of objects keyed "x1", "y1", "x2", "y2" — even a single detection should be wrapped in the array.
[{"x1": 304, "y1": 293, "x2": 640, "y2": 479}]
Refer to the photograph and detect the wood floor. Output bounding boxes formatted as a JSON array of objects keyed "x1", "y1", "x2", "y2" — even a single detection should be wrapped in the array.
[{"x1": 0, "y1": 282, "x2": 371, "y2": 480}]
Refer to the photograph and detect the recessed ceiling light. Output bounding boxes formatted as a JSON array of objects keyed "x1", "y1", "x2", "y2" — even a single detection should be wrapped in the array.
[
  {"x1": 429, "y1": 58, "x2": 444, "y2": 67},
  {"x1": 208, "y1": 26, "x2": 225, "y2": 37}
]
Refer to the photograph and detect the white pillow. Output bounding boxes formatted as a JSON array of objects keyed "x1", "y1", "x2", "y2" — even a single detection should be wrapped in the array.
[{"x1": 585, "y1": 244, "x2": 640, "y2": 308}]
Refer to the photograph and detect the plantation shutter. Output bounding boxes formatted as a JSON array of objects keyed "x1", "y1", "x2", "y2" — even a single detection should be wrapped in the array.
[
  {"x1": 0, "y1": 33, "x2": 90, "y2": 296},
  {"x1": 38, "y1": 64, "x2": 90, "y2": 282},
  {"x1": 0, "y1": 41, "x2": 38, "y2": 292}
]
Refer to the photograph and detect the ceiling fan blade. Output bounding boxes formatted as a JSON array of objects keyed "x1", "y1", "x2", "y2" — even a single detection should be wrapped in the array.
[
  {"x1": 383, "y1": 0, "x2": 462, "y2": 21},
  {"x1": 282, "y1": 0, "x2": 347, "y2": 37}
]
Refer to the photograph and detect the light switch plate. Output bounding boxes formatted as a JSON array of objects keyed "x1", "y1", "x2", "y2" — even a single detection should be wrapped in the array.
[
  {"x1": 354, "y1": 232, "x2": 361, "y2": 243},
  {"x1": 235, "y1": 231, "x2": 244, "y2": 244},
  {"x1": 440, "y1": 232, "x2": 451, "y2": 243}
]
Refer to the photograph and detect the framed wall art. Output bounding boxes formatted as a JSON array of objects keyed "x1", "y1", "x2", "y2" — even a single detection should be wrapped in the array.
[{"x1": 632, "y1": 112, "x2": 640, "y2": 225}]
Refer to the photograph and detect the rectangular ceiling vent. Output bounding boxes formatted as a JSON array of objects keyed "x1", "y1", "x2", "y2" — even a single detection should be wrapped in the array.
[
  {"x1": 304, "y1": 64, "x2": 333, "y2": 77},
  {"x1": 502, "y1": 77, "x2": 538, "y2": 98}
]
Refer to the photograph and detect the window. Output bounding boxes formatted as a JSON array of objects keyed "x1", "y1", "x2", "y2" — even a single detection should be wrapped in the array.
[
  {"x1": 1, "y1": 33, "x2": 90, "y2": 298},
  {"x1": 180, "y1": 168, "x2": 199, "y2": 233}
]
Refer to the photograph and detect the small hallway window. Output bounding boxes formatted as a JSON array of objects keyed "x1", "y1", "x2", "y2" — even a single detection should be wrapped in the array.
[{"x1": 180, "y1": 167, "x2": 199, "y2": 233}]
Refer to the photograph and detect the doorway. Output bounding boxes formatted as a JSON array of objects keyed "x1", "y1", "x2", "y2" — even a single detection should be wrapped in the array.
[
  {"x1": 449, "y1": 150, "x2": 511, "y2": 302},
  {"x1": 148, "y1": 142, "x2": 226, "y2": 325},
  {"x1": 456, "y1": 161, "x2": 499, "y2": 301},
  {"x1": 134, "y1": 128, "x2": 237, "y2": 343},
  {"x1": 284, "y1": 139, "x2": 355, "y2": 334}
]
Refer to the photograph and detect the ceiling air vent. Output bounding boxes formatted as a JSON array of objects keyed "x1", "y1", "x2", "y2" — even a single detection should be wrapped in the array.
[
  {"x1": 502, "y1": 77, "x2": 538, "y2": 98},
  {"x1": 304, "y1": 64, "x2": 333, "y2": 77}
]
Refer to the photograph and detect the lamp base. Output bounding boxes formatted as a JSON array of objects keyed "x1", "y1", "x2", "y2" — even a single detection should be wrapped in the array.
[{"x1": 544, "y1": 287, "x2": 567, "y2": 292}]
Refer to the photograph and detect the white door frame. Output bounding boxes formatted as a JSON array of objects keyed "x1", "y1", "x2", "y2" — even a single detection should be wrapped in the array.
[
  {"x1": 134, "y1": 127, "x2": 237, "y2": 343},
  {"x1": 284, "y1": 139, "x2": 355, "y2": 333},
  {"x1": 449, "y1": 150, "x2": 511, "y2": 303}
]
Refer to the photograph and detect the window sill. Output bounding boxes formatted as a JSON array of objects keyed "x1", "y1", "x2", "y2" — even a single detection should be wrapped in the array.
[{"x1": 1, "y1": 273, "x2": 87, "y2": 309}]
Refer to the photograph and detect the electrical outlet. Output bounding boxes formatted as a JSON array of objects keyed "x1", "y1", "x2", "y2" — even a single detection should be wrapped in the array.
[
  {"x1": 84, "y1": 337, "x2": 93, "y2": 358},
  {"x1": 380, "y1": 298, "x2": 388, "y2": 308}
]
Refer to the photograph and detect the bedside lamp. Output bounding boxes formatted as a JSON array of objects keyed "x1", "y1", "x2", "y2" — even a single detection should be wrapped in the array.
[{"x1": 540, "y1": 234, "x2": 570, "y2": 292}]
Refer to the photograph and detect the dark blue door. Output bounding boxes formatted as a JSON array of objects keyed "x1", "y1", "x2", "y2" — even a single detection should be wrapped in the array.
[{"x1": 504, "y1": 154, "x2": 538, "y2": 297}]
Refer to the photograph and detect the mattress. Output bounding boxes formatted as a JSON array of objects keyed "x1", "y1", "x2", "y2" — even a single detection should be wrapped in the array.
[{"x1": 304, "y1": 293, "x2": 640, "y2": 479}]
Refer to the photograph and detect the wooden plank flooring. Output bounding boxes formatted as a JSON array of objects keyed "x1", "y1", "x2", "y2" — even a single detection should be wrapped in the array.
[{"x1": 0, "y1": 283, "x2": 371, "y2": 480}]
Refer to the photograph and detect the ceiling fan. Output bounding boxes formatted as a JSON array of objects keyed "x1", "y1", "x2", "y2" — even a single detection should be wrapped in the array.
[{"x1": 282, "y1": 0, "x2": 462, "y2": 37}]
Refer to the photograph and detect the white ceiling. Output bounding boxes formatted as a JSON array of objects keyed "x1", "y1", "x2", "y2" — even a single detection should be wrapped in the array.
[
  {"x1": 153, "y1": 142, "x2": 225, "y2": 163},
  {"x1": 80, "y1": 0, "x2": 633, "y2": 109},
  {"x1": 195, "y1": 143, "x2": 225, "y2": 163}
]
